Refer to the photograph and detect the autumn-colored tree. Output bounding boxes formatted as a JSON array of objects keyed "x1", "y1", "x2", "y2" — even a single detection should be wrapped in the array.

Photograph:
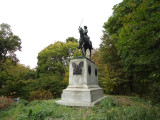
[{"x1": 102, "y1": 0, "x2": 160, "y2": 101}]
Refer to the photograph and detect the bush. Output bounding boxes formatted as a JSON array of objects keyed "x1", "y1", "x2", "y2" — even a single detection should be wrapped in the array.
[
  {"x1": 0, "y1": 96, "x2": 14, "y2": 109},
  {"x1": 29, "y1": 89, "x2": 53, "y2": 101},
  {"x1": 31, "y1": 74, "x2": 65, "y2": 98},
  {"x1": 150, "y1": 82, "x2": 160, "y2": 104}
]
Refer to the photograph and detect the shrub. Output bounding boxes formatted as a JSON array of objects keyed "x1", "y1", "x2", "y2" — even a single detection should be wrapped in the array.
[
  {"x1": 150, "y1": 82, "x2": 160, "y2": 104},
  {"x1": 0, "y1": 96, "x2": 14, "y2": 109},
  {"x1": 29, "y1": 89, "x2": 53, "y2": 101},
  {"x1": 30, "y1": 74, "x2": 65, "y2": 98}
]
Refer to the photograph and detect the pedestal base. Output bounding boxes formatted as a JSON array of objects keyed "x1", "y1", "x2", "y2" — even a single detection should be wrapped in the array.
[
  {"x1": 56, "y1": 58, "x2": 105, "y2": 107},
  {"x1": 56, "y1": 87, "x2": 105, "y2": 107},
  {"x1": 56, "y1": 96, "x2": 106, "y2": 107}
]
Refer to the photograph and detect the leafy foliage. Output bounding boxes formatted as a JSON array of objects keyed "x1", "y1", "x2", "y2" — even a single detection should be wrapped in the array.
[
  {"x1": 0, "y1": 23, "x2": 21, "y2": 69},
  {"x1": 100, "y1": 0, "x2": 160, "y2": 102},
  {"x1": 33, "y1": 74, "x2": 65, "y2": 98},
  {"x1": 36, "y1": 40, "x2": 78, "y2": 76},
  {"x1": 32, "y1": 37, "x2": 79, "y2": 98},
  {"x1": 0, "y1": 35, "x2": 79, "y2": 100},
  {"x1": 0, "y1": 59, "x2": 35, "y2": 98},
  {"x1": 29, "y1": 89, "x2": 53, "y2": 101},
  {"x1": 66, "y1": 37, "x2": 78, "y2": 43},
  {"x1": 98, "y1": 32, "x2": 129, "y2": 94}
]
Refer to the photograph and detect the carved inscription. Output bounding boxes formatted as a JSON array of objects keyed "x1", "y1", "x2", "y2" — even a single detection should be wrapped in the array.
[{"x1": 72, "y1": 61, "x2": 83, "y2": 75}]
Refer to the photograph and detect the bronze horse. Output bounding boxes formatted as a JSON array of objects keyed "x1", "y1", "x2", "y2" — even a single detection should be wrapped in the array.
[{"x1": 78, "y1": 27, "x2": 92, "y2": 59}]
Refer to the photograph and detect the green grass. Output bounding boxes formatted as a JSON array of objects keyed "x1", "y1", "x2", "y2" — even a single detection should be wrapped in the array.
[{"x1": 0, "y1": 96, "x2": 160, "y2": 120}]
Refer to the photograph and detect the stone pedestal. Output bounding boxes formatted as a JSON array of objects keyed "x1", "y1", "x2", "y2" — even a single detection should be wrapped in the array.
[{"x1": 56, "y1": 58, "x2": 106, "y2": 107}]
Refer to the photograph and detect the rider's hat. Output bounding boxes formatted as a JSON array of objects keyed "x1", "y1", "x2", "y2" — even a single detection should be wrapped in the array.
[{"x1": 84, "y1": 26, "x2": 87, "y2": 29}]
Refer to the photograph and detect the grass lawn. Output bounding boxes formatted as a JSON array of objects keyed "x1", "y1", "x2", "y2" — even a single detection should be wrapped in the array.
[{"x1": 0, "y1": 95, "x2": 160, "y2": 120}]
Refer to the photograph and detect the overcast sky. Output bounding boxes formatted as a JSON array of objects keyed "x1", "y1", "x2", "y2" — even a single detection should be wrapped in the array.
[{"x1": 0, "y1": 0, "x2": 123, "y2": 69}]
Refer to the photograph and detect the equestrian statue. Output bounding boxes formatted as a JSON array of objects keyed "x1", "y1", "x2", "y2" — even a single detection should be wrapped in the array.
[{"x1": 77, "y1": 25, "x2": 93, "y2": 59}]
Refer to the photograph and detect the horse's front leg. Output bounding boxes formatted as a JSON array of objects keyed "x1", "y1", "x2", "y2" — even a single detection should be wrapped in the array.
[
  {"x1": 81, "y1": 48, "x2": 84, "y2": 57},
  {"x1": 84, "y1": 48, "x2": 87, "y2": 56}
]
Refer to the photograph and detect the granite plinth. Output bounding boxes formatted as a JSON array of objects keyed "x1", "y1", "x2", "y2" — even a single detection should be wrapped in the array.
[{"x1": 56, "y1": 58, "x2": 105, "y2": 107}]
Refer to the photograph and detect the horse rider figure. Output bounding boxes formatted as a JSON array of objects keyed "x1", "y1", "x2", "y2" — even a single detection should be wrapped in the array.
[{"x1": 77, "y1": 26, "x2": 93, "y2": 49}]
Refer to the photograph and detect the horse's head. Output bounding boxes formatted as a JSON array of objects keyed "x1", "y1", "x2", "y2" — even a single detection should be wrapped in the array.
[{"x1": 78, "y1": 27, "x2": 83, "y2": 35}]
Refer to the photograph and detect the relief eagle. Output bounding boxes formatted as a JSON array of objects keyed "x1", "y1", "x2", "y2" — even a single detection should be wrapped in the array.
[{"x1": 72, "y1": 61, "x2": 83, "y2": 75}]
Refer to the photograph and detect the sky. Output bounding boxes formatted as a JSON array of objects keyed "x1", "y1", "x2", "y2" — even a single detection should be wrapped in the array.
[{"x1": 0, "y1": 0, "x2": 123, "y2": 69}]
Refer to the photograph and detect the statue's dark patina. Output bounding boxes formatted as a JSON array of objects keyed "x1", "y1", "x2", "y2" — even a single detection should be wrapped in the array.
[{"x1": 77, "y1": 26, "x2": 93, "y2": 59}]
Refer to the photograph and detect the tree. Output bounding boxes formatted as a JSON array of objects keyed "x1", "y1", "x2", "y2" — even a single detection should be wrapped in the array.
[
  {"x1": 36, "y1": 40, "x2": 78, "y2": 76},
  {"x1": 0, "y1": 23, "x2": 21, "y2": 71},
  {"x1": 96, "y1": 37, "x2": 128, "y2": 94},
  {"x1": 35, "y1": 38, "x2": 79, "y2": 97},
  {"x1": 103, "y1": 0, "x2": 160, "y2": 99},
  {"x1": 0, "y1": 58, "x2": 35, "y2": 98},
  {"x1": 66, "y1": 37, "x2": 78, "y2": 43}
]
